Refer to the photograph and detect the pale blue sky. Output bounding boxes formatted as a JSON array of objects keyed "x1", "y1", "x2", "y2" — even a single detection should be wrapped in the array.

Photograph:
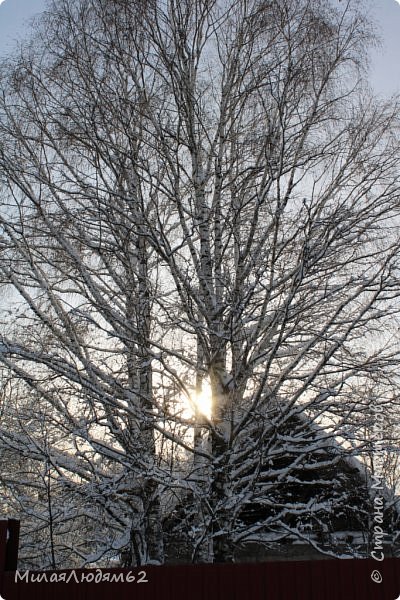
[{"x1": 0, "y1": 0, "x2": 399, "y2": 97}]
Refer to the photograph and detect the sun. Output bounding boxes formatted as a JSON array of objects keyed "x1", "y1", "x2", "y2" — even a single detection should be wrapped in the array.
[
  {"x1": 182, "y1": 379, "x2": 212, "y2": 421},
  {"x1": 195, "y1": 379, "x2": 212, "y2": 420}
]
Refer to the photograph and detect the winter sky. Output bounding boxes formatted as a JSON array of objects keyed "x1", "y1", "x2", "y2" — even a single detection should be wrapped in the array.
[{"x1": 0, "y1": 0, "x2": 399, "y2": 96}]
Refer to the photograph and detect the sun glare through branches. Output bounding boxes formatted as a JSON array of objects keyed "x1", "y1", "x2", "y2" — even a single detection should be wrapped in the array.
[
  {"x1": 195, "y1": 380, "x2": 212, "y2": 420},
  {"x1": 181, "y1": 379, "x2": 213, "y2": 421}
]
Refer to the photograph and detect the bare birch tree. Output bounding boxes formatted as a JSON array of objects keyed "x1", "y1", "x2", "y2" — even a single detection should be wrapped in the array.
[{"x1": 1, "y1": 0, "x2": 400, "y2": 565}]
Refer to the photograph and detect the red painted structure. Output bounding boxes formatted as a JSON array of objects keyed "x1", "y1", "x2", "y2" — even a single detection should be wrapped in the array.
[{"x1": 1, "y1": 520, "x2": 399, "y2": 599}]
